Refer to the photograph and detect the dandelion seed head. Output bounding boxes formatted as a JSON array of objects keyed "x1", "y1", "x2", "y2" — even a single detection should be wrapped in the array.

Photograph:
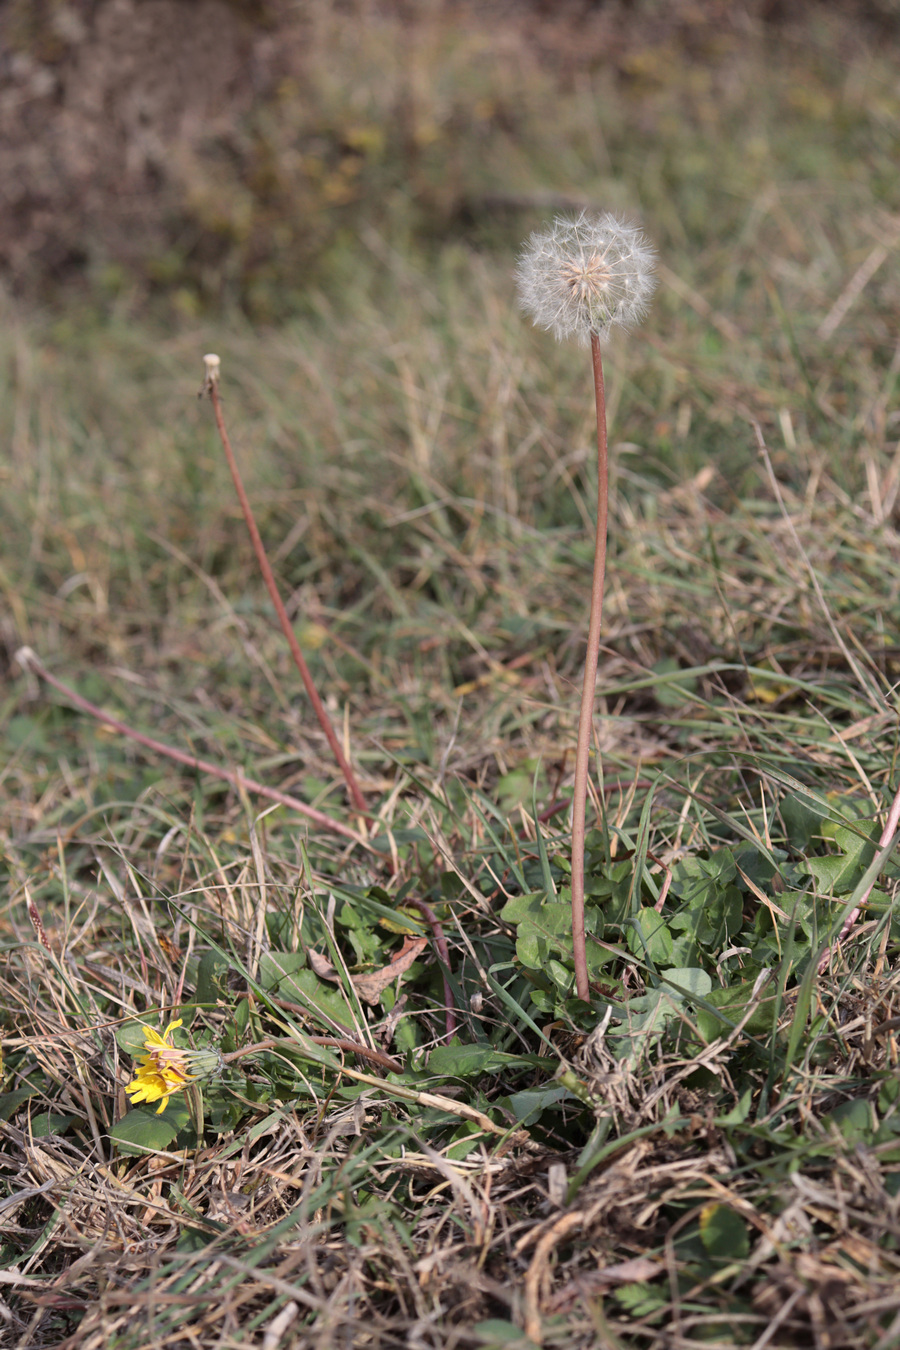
[{"x1": 516, "y1": 212, "x2": 657, "y2": 346}]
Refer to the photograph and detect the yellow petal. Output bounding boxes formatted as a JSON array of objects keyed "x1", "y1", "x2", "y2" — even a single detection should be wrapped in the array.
[
  {"x1": 142, "y1": 1018, "x2": 183, "y2": 1051},
  {"x1": 126, "y1": 1067, "x2": 171, "y2": 1099},
  {"x1": 126, "y1": 1081, "x2": 158, "y2": 1104}
]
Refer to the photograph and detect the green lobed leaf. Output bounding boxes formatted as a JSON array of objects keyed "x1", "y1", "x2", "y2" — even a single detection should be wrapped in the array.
[
  {"x1": 110, "y1": 1100, "x2": 192, "y2": 1155},
  {"x1": 661, "y1": 966, "x2": 712, "y2": 998},
  {"x1": 825, "y1": 1098, "x2": 873, "y2": 1146},
  {"x1": 426, "y1": 1043, "x2": 545, "y2": 1078},
  {"x1": 261, "y1": 962, "x2": 356, "y2": 1032},
  {"x1": 30, "y1": 1112, "x2": 78, "y2": 1137},
  {"x1": 613, "y1": 1282, "x2": 668, "y2": 1316},
  {"x1": 780, "y1": 794, "x2": 825, "y2": 850},
  {"x1": 0, "y1": 1089, "x2": 37, "y2": 1121},
  {"x1": 699, "y1": 1204, "x2": 750, "y2": 1261},
  {"x1": 502, "y1": 894, "x2": 574, "y2": 972},
  {"x1": 627, "y1": 908, "x2": 673, "y2": 964},
  {"x1": 696, "y1": 982, "x2": 775, "y2": 1042},
  {"x1": 258, "y1": 950, "x2": 307, "y2": 989},
  {"x1": 670, "y1": 849, "x2": 737, "y2": 899},
  {"x1": 195, "y1": 949, "x2": 232, "y2": 1007},
  {"x1": 804, "y1": 839, "x2": 877, "y2": 895},
  {"x1": 717, "y1": 1088, "x2": 754, "y2": 1126},
  {"x1": 499, "y1": 892, "x2": 550, "y2": 923},
  {"x1": 505, "y1": 1083, "x2": 578, "y2": 1125}
]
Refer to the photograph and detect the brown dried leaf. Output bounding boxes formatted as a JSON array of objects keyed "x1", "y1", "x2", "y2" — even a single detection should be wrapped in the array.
[
  {"x1": 307, "y1": 949, "x2": 338, "y2": 980},
  {"x1": 305, "y1": 937, "x2": 428, "y2": 1005},
  {"x1": 351, "y1": 937, "x2": 428, "y2": 1005}
]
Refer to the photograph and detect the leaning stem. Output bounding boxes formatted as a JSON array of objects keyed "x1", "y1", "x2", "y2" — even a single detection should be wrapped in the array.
[
  {"x1": 570, "y1": 332, "x2": 609, "y2": 1003},
  {"x1": 205, "y1": 371, "x2": 368, "y2": 816},
  {"x1": 15, "y1": 647, "x2": 365, "y2": 846},
  {"x1": 407, "y1": 897, "x2": 458, "y2": 1042},
  {"x1": 817, "y1": 779, "x2": 900, "y2": 972},
  {"x1": 221, "y1": 1036, "x2": 401, "y2": 1075}
]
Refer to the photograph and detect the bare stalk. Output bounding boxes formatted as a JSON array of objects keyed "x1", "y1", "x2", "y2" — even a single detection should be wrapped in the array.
[
  {"x1": 221, "y1": 1036, "x2": 401, "y2": 1075},
  {"x1": 569, "y1": 332, "x2": 609, "y2": 1002},
  {"x1": 407, "y1": 896, "x2": 458, "y2": 1041},
  {"x1": 818, "y1": 779, "x2": 900, "y2": 971},
  {"x1": 203, "y1": 358, "x2": 368, "y2": 814},
  {"x1": 15, "y1": 647, "x2": 364, "y2": 846}
]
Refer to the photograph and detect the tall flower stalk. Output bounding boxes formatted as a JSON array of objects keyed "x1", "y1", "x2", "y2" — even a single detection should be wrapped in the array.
[
  {"x1": 516, "y1": 212, "x2": 656, "y2": 1002},
  {"x1": 202, "y1": 355, "x2": 368, "y2": 816}
]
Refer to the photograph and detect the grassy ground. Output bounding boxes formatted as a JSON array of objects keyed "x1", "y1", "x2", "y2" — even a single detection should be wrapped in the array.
[{"x1": 3, "y1": 5, "x2": 900, "y2": 1347}]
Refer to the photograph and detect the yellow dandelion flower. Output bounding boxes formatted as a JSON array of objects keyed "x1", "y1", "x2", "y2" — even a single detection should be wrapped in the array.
[
  {"x1": 124, "y1": 1018, "x2": 221, "y2": 1113},
  {"x1": 125, "y1": 1063, "x2": 192, "y2": 1114},
  {"x1": 125, "y1": 1019, "x2": 192, "y2": 1114},
  {"x1": 140, "y1": 1019, "x2": 191, "y2": 1075}
]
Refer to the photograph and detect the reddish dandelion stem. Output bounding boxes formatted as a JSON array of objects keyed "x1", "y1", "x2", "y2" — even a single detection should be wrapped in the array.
[
  {"x1": 407, "y1": 897, "x2": 458, "y2": 1042},
  {"x1": 569, "y1": 332, "x2": 609, "y2": 1003},
  {"x1": 15, "y1": 647, "x2": 364, "y2": 846},
  {"x1": 516, "y1": 213, "x2": 656, "y2": 1006},
  {"x1": 818, "y1": 780, "x2": 900, "y2": 971},
  {"x1": 222, "y1": 1036, "x2": 401, "y2": 1075},
  {"x1": 203, "y1": 359, "x2": 368, "y2": 815}
]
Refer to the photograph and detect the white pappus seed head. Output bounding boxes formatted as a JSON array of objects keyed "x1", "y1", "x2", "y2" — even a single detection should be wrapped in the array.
[{"x1": 515, "y1": 212, "x2": 657, "y2": 346}]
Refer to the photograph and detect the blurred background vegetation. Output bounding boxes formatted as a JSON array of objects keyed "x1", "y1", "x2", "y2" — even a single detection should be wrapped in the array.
[
  {"x1": 2, "y1": 0, "x2": 899, "y2": 805},
  {"x1": 1, "y1": 0, "x2": 898, "y2": 319}
]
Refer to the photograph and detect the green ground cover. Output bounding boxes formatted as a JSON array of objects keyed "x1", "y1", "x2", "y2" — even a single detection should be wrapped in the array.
[{"x1": 3, "y1": 5, "x2": 900, "y2": 1346}]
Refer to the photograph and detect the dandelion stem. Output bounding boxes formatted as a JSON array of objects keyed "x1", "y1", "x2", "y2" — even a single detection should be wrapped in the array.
[
  {"x1": 221, "y1": 1036, "x2": 401, "y2": 1075},
  {"x1": 15, "y1": 647, "x2": 365, "y2": 846},
  {"x1": 516, "y1": 213, "x2": 655, "y2": 1002},
  {"x1": 204, "y1": 366, "x2": 369, "y2": 815},
  {"x1": 570, "y1": 333, "x2": 609, "y2": 1002},
  {"x1": 817, "y1": 779, "x2": 900, "y2": 971},
  {"x1": 407, "y1": 896, "x2": 457, "y2": 1042}
]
